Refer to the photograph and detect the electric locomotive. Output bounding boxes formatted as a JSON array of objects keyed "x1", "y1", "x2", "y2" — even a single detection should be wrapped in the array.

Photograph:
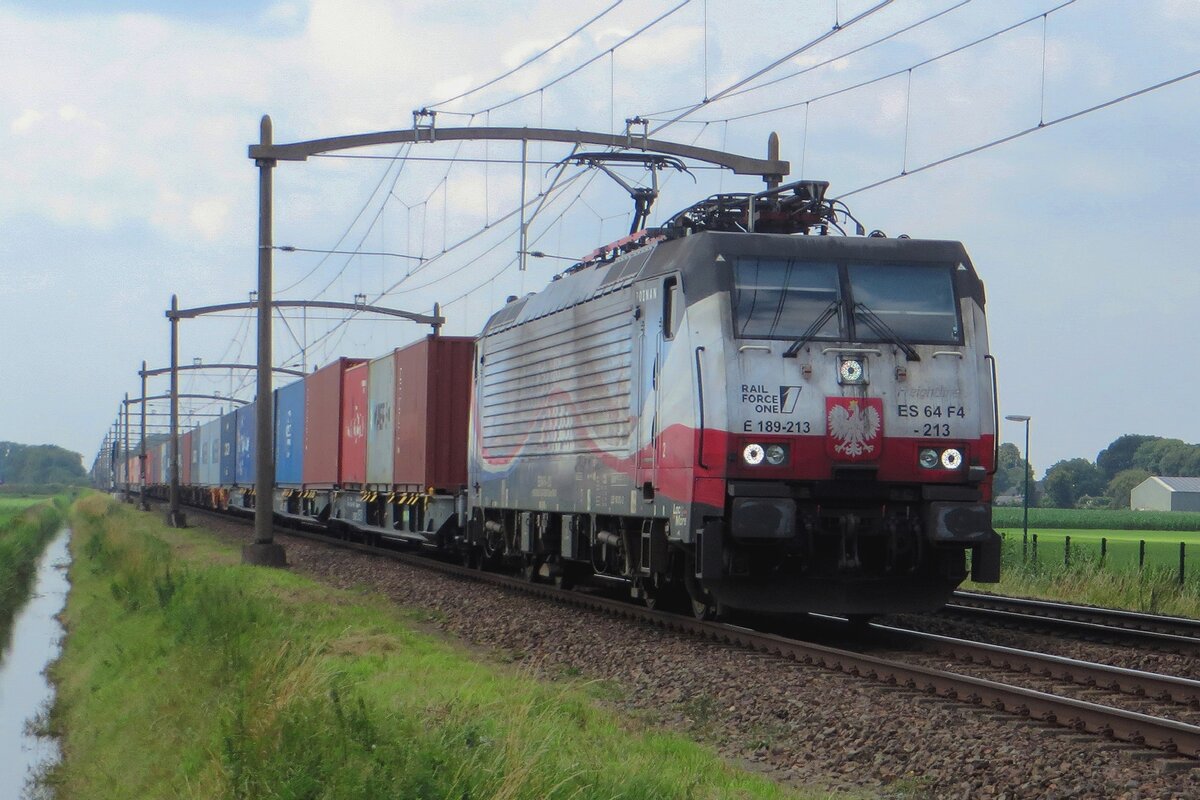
[{"x1": 467, "y1": 180, "x2": 1001, "y2": 618}]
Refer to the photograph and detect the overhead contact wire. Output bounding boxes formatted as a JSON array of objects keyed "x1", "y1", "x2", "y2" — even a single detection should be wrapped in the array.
[
  {"x1": 686, "y1": 0, "x2": 1077, "y2": 124},
  {"x1": 839, "y1": 65, "x2": 1200, "y2": 199},
  {"x1": 280, "y1": 169, "x2": 592, "y2": 363},
  {"x1": 646, "y1": 0, "x2": 974, "y2": 118},
  {"x1": 278, "y1": 143, "x2": 413, "y2": 295},
  {"x1": 473, "y1": 0, "x2": 693, "y2": 116},
  {"x1": 429, "y1": 0, "x2": 626, "y2": 109},
  {"x1": 649, "y1": 0, "x2": 895, "y2": 134}
]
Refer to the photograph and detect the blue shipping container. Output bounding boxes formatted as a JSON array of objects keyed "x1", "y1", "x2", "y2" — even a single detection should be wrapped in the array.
[
  {"x1": 235, "y1": 402, "x2": 256, "y2": 486},
  {"x1": 219, "y1": 410, "x2": 237, "y2": 485},
  {"x1": 275, "y1": 378, "x2": 305, "y2": 485}
]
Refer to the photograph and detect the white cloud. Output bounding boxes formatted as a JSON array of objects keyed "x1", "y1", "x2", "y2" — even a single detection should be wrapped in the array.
[
  {"x1": 259, "y1": 2, "x2": 304, "y2": 27},
  {"x1": 190, "y1": 198, "x2": 232, "y2": 240},
  {"x1": 10, "y1": 108, "x2": 42, "y2": 134}
]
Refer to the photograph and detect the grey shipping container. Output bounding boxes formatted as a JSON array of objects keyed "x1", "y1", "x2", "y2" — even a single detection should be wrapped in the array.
[
  {"x1": 366, "y1": 352, "x2": 396, "y2": 486},
  {"x1": 198, "y1": 418, "x2": 220, "y2": 486}
]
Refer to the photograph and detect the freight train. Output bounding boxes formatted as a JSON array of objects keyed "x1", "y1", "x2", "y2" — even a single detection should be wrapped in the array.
[{"x1": 123, "y1": 179, "x2": 1001, "y2": 620}]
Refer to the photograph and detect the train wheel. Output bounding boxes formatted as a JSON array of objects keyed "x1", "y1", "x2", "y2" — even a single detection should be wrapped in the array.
[
  {"x1": 640, "y1": 576, "x2": 679, "y2": 613},
  {"x1": 553, "y1": 560, "x2": 577, "y2": 591},
  {"x1": 685, "y1": 577, "x2": 717, "y2": 620},
  {"x1": 523, "y1": 555, "x2": 546, "y2": 583},
  {"x1": 689, "y1": 595, "x2": 716, "y2": 621},
  {"x1": 642, "y1": 580, "x2": 663, "y2": 611},
  {"x1": 682, "y1": 556, "x2": 717, "y2": 620}
]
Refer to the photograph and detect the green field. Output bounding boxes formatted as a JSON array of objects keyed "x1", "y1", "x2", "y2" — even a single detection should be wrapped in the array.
[
  {"x1": 0, "y1": 495, "x2": 48, "y2": 523},
  {"x1": 995, "y1": 527, "x2": 1199, "y2": 572},
  {"x1": 992, "y1": 506, "x2": 1200, "y2": 531}
]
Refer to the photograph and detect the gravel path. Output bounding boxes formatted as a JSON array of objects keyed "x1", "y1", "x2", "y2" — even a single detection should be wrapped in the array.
[{"x1": 195, "y1": 516, "x2": 1200, "y2": 799}]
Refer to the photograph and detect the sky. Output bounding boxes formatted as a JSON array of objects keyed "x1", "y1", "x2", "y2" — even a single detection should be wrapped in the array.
[{"x1": 0, "y1": 0, "x2": 1197, "y2": 478}]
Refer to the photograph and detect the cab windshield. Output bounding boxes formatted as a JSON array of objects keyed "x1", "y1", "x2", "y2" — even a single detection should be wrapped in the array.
[{"x1": 733, "y1": 257, "x2": 961, "y2": 345}]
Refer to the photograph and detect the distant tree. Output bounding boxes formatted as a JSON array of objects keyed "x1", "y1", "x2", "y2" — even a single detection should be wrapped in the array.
[
  {"x1": 1096, "y1": 434, "x2": 1161, "y2": 480},
  {"x1": 0, "y1": 441, "x2": 87, "y2": 485},
  {"x1": 1132, "y1": 438, "x2": 1200, "y2": 476},
  {"x1": 1105, "y1": 468, "x2": 1152, "y2": 509},
  {"x1": 1041, "y1": 458, "x2": 1106, "y2": 508},
  {"x1": 993, "y1": 442, "x2": 1035, "y2": 503}
]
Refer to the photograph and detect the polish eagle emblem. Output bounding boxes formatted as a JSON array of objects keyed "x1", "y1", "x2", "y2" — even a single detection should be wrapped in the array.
[{"x1": 826, "y1": 398, "x2": 883, "y2": 460}]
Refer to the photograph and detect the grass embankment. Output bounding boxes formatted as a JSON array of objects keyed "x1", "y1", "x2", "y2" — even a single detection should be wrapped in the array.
[
  {"x1": 0, "y1": 494, "x2": 67, "y2": 639},
  {"x1": 48, "y1": 495, "x2": 818, "y2": 799}
]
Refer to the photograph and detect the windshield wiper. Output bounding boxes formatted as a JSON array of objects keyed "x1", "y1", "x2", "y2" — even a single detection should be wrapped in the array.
[
  {"x1": 783, "y1": 300, "x2": 840, "y2": 358},
  {"x1": 853, "y1": 302, "x2": 920, "y2": 361}
]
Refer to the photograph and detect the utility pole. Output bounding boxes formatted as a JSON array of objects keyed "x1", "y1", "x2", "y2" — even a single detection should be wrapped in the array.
[
  {"x1": 244, "y1": 114, "x2": 287, "y2": 567},
  {"x1": 123, "y1": 394, "x2": 131, "y2": 503},
  {"x1": 166, "y1": 294, "x2": 186, "y2": 528},
  {"x1": 139, "y1": 361, "x2": 149, "y2": 511}
]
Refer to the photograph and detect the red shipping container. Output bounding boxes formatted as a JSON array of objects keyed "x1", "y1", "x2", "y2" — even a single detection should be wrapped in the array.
[
  {"x1": 146, "y1": 445, "x2": 159, "y2": 487},
  {"x1": 392, "y1": 336, "x2": 474, "y2": 490},
  {"x1": 340, "y1": 362, "x2": 369, "y2": 486},
  {"x1": 181, "y1": 430, "x2": 193, "y2": 485},
  {"x1": 303, "y1": 357, "x2": 366, "y2": 487}
]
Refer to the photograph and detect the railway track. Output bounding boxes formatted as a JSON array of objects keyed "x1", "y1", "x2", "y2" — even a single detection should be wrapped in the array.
[
  {"x1": 190, "y1": 510, "x2": 1198, "y2": 765},
  {"x1": 859, "y1": 621, "x2": 1200, "y2": 713},
  {"x1": 945, "y1": 591, "x2": 1200, "y2": 650}
]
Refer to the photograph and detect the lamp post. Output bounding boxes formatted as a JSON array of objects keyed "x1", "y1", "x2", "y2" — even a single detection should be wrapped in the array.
[{"x1": 1005, "y1": 414, "x2": 1032, "y2": 553}]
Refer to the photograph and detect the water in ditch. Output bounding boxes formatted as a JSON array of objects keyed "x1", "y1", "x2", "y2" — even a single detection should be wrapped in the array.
[{"x1": 0, "y1": 528, "x2": 71, "y2": 799}]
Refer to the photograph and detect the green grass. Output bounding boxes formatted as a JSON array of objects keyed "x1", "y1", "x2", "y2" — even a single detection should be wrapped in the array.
[
  {"x1": 996, "y1": 528, "x2": 1199, "y2": 572},
  {"x1": 982, "y1": 509, "x2": 1200, "y2": 616},
  {"x1": 45, "y1": 494, "x2": 828, "y2": 800},
  {"x1": 992, "y1": 506, "x2": 1200, "y2": 531},
  {"x1": 0, "y1": 495, "x2": 67, "y2": 640},
  {"x1": 967, "y1": 530, "x2": 1200, "y2": 617}
]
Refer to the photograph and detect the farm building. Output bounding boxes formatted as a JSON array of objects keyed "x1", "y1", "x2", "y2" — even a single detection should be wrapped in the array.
[{"x1": 1130, "y1": 476, "x2": 1200, "y2": 512}]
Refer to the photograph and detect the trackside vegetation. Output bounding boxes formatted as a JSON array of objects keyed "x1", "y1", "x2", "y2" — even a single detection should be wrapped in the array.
[
  {"x1": 46, "y1": 495, "x2": 821, "y2": 799},
  {"x1": 968, "y1": 533, "x2": 1200, "y2": 618},
  {"x1": 977, "y1": 508, "x2": 1200, "y2": 617},
  {"x1": 0, "y1": 494, "x2": 67, "y2": 639}
]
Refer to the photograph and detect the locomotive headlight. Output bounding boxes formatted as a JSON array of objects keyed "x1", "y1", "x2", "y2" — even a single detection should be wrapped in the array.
[
  {"x1": 765, "y1": 444, "x2": 787, "y2": 465},
  {"x1": 918, "y1": 448, "x2": 940, "y2": 469},
  {"x1": 940, "y1": 448, "x2": 963, "y2": 470},
  {"x1": 743, "y1": 443, "x2": 766, "y2": 465},
  {"x1": 838, "y1": 358, "x2": 866, "y2": 384}
]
